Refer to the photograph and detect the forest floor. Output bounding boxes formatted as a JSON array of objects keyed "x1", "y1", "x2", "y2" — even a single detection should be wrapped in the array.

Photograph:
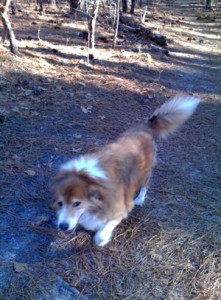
[{"x1": 0, "y1": 1, "x2": 221, "y2": 299}]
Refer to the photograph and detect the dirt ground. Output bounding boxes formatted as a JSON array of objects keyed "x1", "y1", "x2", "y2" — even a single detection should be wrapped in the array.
[{"x1": 0, "y1": 1, "x2": 221, "y2": 299}]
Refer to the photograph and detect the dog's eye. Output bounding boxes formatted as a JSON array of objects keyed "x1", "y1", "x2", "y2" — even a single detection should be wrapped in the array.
[
  {"x1": 58, "y1": 201, "x2": 63, "y2": 207},
  {"x1": 73, "y1": 201, "x2": 81, "y2": 208}
]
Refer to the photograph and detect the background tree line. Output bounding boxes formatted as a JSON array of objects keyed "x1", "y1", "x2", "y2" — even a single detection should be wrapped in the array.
[{"x1": 1, "y1": 0, "x2": 221, "y2": 55}]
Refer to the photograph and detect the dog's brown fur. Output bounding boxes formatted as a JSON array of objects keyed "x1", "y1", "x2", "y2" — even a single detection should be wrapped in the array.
[{"x1": 52, "y1": 96, "x2": 200, "y2": 246}]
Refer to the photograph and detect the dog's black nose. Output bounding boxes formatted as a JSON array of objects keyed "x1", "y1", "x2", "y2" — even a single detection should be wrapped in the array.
[{"x1": 59, "y1": 223, "x2": 69, "y2": 231}]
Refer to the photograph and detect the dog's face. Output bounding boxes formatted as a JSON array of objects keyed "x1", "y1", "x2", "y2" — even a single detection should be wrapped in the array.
[
  {"x1": 52, "y1": 171, "x2": 105, "y2": 233},
  {"x1": 53, "y1": 194, "x2": 90, "y2": 233}
]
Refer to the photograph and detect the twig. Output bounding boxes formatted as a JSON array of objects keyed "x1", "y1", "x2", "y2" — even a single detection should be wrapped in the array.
[{"x1": 37, "y1": 27, "x2": 44, "y2": 43}]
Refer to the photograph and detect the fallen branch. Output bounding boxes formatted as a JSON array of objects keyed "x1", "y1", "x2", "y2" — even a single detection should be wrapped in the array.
[
  {"x1": 149, "y1": 44, "x2": 170, "y2": 56},
  {"x1": 119, "y1": 23, "x2": 140, "y2": 33}
]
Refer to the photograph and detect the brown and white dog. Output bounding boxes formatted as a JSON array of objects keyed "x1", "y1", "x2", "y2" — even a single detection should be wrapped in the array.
[{"x1": 52, "y1": 96, "x2": 200, "y2": 246}]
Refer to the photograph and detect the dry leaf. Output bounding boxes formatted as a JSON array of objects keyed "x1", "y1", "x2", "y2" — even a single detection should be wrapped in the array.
[
  {"x1": 141, "y1": 88, "x2": 155, "y2": 99},
  {"x1": 56, "y1": 86, "x2": 62, "y2": 91},
  {"x1": 72, "y1": 147, "x2": 82, "y2": 153},
  {"x1": 24, "y1": 170, "x2": 36, "y2": 176},
  {"x1": 12, "y1": 107, "x2": 20, "y2": 113},
  {"x1": 78, "y1": 82, "x2": 86, "y2": 87},
  {"x1": 81, "y1": 106, "x2": 88, "y2": 114},
  {"x1": 14, "y1": 262, "x2": 28, "y2": 273},
  {"x1": 73, "y1": 134, "x2": 82, "y2": 139},
  {"x1": 12, "y1": 155, "x2": 21, "y2": 161},
  {"x1": 81, "y1": 106, "x2": 92, "y2": 114},
  {"x1": 31, "y1": 111, "x2": 39, "y2": 116},
  {"x1": 24, "y1": 90, "x2": 33, "y2": 96},
  {"x1": 37, "y1": 86, "x2": 47, "y2": 91}
]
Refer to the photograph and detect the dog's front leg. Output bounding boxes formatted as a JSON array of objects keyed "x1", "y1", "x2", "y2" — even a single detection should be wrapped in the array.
[
  {"x1": 93, "y1": 219, "x2": 120, "y2": 247},
  {"x1": 134, "y1": 187, "x2": 147, "y2": 206}
]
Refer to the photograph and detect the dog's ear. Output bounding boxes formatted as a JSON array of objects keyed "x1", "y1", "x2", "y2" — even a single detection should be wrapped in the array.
[
  {"x1": 88, "y1": 190, "x2": 103, "y2": 201},
  {"x1": 51, "y1": 171, "x2": 69, "y2": 190},
  {"x1": 51, "y1": 171, "x2": 77, "y2": 194},
  {"x1": 88, "y1": 189, "x2": 105, "y2": 208}
]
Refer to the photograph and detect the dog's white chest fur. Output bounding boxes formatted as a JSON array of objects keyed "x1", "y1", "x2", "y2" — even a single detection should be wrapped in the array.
[{"x1": 79, "y1": 212, "x2": 105, "y2": 232}]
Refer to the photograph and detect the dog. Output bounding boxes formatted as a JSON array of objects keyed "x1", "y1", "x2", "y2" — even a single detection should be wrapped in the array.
[{"x1": 52, "y1": 95, "x2": 200, "y2": 246}]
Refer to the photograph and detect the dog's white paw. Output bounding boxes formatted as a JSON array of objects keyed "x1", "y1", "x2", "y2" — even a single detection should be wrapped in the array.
[
  {"x1": 134, "y1": 187, "x2": 147, "y2": 206},
  {"x1": 93, "y1": 232, "x2": 111, "y2": 247}
]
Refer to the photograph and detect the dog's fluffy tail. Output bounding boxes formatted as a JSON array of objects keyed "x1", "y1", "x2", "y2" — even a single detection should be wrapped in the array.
[{"x1": 148, "y1": 95, "x2": 200, "y2": 138}]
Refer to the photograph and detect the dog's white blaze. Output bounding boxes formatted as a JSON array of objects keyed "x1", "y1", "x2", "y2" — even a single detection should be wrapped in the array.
[
  {"x1": 57, "y1": 206, "x2": 68, "y2": 226},
  {"x1": 57, "y1": 206, "x2": 82, "y2": 230},
  {"x1": 134, "y1": 187, "x2": 147, "y2": 206},
  {"x1": 61, "y1": 156, "x2": 107, "y2": 180}
]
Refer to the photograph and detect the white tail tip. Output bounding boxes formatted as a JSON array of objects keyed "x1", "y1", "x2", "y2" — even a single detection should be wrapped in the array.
[{"x1": 173, "y1": 96, "x2": 200, "y2": 114}]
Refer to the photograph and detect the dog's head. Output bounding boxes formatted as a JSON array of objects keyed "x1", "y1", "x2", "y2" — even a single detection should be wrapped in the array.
[{"x1": 52, "y1": 170, "x2": 106, "y2": 233}]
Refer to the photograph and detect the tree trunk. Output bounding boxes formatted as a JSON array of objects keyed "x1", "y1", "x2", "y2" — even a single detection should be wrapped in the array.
[
  {"x1": 36, "y1": 0, "x2": 43, "y2": 12},
  {"x1": 0, "y1": 0, "x2": 19, "y2": 54},
  {"x1": 70, "y1": 0, "x2": 79, "y2": 13},
  {"x1": 88, "y1": 0, "x2": 100, "y2": 49},
  {"x1": 112, "y1": 0, "x2": 120, "y2": 49},
  {"x1": 80, "y1": 0, "x2": 87, "y2": 12},
  {"x1": 141, "y1": 5, "x2": 148, "y2": 23},
  {"x1": 206, "y1": 0, "x2": 212, "y2": 8},
  {"x1": 11, "y1": 0, "x2": 17, "y2": 15},
  {"x1": 51, "y1": 0, "x2": 56, "y2": 8},
  {"x1": 122, "y1": 0, "x2": 127, "y2": 13},
  {"x1": 130, "y1": 0, "x2": 136, "y2": 14}
]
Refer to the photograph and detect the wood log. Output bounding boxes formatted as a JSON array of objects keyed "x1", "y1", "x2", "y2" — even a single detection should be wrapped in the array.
[
  {"x1": 119, "y1": 23, "x2": 140, "y2": 33},
  {"x1": 120, "y1": 14, "x2": 167, "y2": 47},
  {"x1": 151, "y1": 33, "x2": 167, "y2": 47}
]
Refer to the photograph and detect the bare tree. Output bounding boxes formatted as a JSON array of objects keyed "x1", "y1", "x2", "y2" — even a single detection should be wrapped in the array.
[
  {"x1": 205, "y1": 0, "x2": 212, "y2": 8},
  {"x1": 130, "y1": 0, "x2": 136, "y2": 14},
  {"x1": 141, "y1": 5, "x2": 148, "y2": 23},
  {"x1": 121, "y1": 0, "x2": 137, "y2": 14},
  {"x1": 88, "y1": 0, "x2": 100, "y2": 49},
  {"x1": 51, "y1": 0, "x2": 56, "y2": 8},
  {"x1": 122, "y1": 0, "x2": 128, "y2": 12},
  {"x1": 70, "y1": 0, "x2": 79, "y2": 12},
  {"x1": 35, "y1": 0, "x2": 43, "y2": 12},
  {"x1": 113, "y1": 0, "x2": 119, "y2": 49},
  {"x1": 11, "y1": 0, "x2": 17, "y2": 15},
  {"x1": 0, "y1": 0, "x2": 19, "y2": 54}
]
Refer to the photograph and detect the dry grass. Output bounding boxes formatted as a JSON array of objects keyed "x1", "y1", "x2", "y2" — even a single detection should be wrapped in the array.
[
  {"x1": 3, "y1": 222, "x2": 221, "y2": 299},
  {"x1": 42, "y1": 215, "x2": 221, "y2": 299}
]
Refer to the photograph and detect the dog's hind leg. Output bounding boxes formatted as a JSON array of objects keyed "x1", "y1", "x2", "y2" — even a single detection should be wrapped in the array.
[
  {"x1": 134, "y1": 187, "x2": 147, "y2": 206},
  {"x1": 93, "y1": 219, "x2": 120, "y2": 247}
]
